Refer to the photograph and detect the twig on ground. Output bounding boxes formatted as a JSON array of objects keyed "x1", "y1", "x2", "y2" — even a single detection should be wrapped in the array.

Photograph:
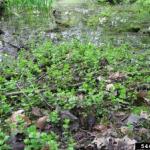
[
  {"x1": 39, "y1": 93, "x2": 53, "y2": 109},
  {"x1": 5, "y1": 89, "x2": 46, "y2": 96},
  {"x1": 16, "y1": 83, "x2": 31, "y2": 102}
]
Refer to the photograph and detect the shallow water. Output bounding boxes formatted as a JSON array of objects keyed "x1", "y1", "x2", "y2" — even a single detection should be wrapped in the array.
[{"x1": 0, "y1": 0, "x2": 150, "y2": 60}]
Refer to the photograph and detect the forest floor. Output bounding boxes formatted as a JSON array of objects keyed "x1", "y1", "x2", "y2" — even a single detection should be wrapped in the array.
[{"x1": 0, "y1": 1, "x2": 150, "y2": 150}]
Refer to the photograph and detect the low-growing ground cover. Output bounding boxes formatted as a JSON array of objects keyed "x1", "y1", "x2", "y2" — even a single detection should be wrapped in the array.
[
  {"x1": 0, "y1": 0, "x2": 150, "y2": 149},
  {"x1": 87, "y1": 1, "x2": 150, "y2": 32},
  {"x1": 0, "y1": 40, "x2": 150, "y2": 149}
]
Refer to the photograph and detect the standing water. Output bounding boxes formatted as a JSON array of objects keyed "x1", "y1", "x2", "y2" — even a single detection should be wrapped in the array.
[{"x1": 0, "y1": 0, "x2": 150, "y2": 59}]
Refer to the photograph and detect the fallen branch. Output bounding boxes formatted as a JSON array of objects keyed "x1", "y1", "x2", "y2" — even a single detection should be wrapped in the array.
[
  {"x1": 5, "y1": 82, "x2": 84, "y2": 96},
  {"x1": 16, "y1": 83, "x2": 31, "y2": 102},
  {"x1": 5, "y1": 89, "x2": 47, "y2": 96}
]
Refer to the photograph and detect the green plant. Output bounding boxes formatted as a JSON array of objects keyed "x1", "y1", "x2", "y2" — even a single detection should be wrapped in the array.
[
  {"x1": 5, "y1": 0, "x2": 54, "y2": 13},
  {"x1": 136, "y1": 0, "x2": 150, "y2": 7},
  {"x1": 49, "y1": 111, "x2": 60, "y2": 124},
  {"x1": 24, "y1": 126, "x2": 58, "y2": 150},
  {"x1": 62, "y1": 119, "x2": 76, "y2": 150},
  {"x1": 0, "y1": 131, "x2": 10, "y2": 150},
  {"x1": 0, "y1": 95, "x2": 11, "y2": 117},
  {"x1": 0, "y1": 39, "x2": 150, "y2": 146},
  {"x1": 67, "y1": 138, "x2": 76, "y2": 150}
]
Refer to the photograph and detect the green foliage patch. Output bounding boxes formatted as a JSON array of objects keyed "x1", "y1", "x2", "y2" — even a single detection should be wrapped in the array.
[
  {"x1": 0, "y1": 40, "x2": 149, "y2": 115},
  {"x1": 4, "y1": 0, "x2": 54, "y2": 13},
  {"x1": 0, "y1": 40, "x2": 149, "y2": 149}
]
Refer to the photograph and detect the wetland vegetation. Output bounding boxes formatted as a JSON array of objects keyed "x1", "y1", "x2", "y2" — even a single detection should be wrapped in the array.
[{"x1": 0, "y1": 0, "x2": 150, "y2": 149}]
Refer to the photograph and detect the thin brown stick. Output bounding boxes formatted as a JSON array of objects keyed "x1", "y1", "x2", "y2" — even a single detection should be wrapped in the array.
[
  {"x1": 39, "y1": 93, "x2": 53, "y2": 109},
  {"x1": 5, "y1": 82, "x2": 83, "y2": 96},
  {"x1": 5, "y1": 89, "x2": 46, "y2": 96},
  {"x1": 16, "y1": 83, "x2": 31, "y2": 101}
]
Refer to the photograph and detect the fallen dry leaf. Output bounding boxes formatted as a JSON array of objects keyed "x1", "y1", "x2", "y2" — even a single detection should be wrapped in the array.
[
  {"x1": 109, "y1": 72, "x2": 127, "y2": 81},
  {"x1": 6, "y1": 110, "x2": 31, "y2": 133},
  {"x1": 9, "y1": 110, "x2": 31, "y2": 125},
  {"x1": 120, "y1": 126, "x2": 132, "y2": 134},
  {"x1": 31, "y1": 107, "x2": 43, "y2": 117},
  {"x1": 36, "y1": 116, "x2": 48, "y2": 130},
  {"x1": 114, "y1": 111, "x2": 126, "y2": 117},
  {"x1": 139, "y1": 128, "x2": 149, "y2": 135},
  {"x1": 77, "y1": 93, "x2": 84, "y2": 100},
  {"x1": 60, "y1": 110, "x2": 78, "y2": 121},
  {"x1": 41, "y1": 145, "x2": 50, "y2": 150},
  {"x1": 10, "y1": 110, "x2": 24, "y2": 123},
  {"x1": 143, "y1": 97, "x2": 150, "y2": 106},
  {"x1": 93, "y1": 124, "x2": 109, "y2": 133},
  {"x1": 136, "y1": 90, "x2": 150, "y2": 106},
  {"x1": 21, "y1": 115, "x2": 32, "y2": 125},
  {"x1": 140, "y1": 111, "x2": 150, "y2": 120},
  {"x1": 91, "y1": 136, "x2": 136, "y2": 150},
  {"x1": 137, "y1": 91, "x2": 147, "y2": 99},
  {"x1": 97, "y1": 76, "x2": 104, "y2": 81},
  {"x1": 106, "y1": 83, "x2": 115, "y2": 91},
  {"x1": 123, "y1": 136, "x2": 136, "y2": 149}
]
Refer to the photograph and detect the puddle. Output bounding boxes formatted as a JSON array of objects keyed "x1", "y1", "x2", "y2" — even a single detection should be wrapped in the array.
[{"x1": 0, "y1": 0, "x2": 150, "y2": 58}]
